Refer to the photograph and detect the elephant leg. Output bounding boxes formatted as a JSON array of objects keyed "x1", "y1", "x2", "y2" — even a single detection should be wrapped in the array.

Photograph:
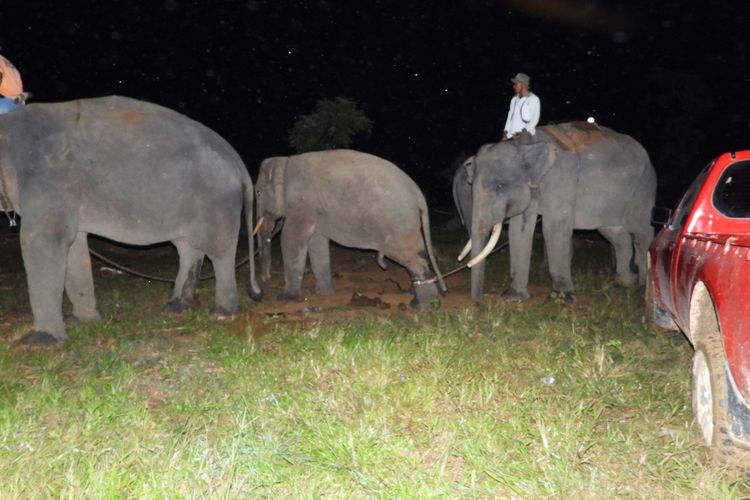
[
  {"x1": 279, "y1": 219, "x2": 315, "y2": 302},
  {"x1": 598, "y1": 226, "x2": 637, "y2": 287},
  {"x1": 167, "y1": 239, "x2": 205, "y2": 314},
  {"x1": 542, "y1": 216, "x2": 575, "y2": 300},
  {"x1": 410, "y1": 281, "x2": 439, "y2": 309},
  {"x1": 18, "y1": 226, "x2": 73, "y2": 344},
  {"x1": 406, "y1": 254, "x2": 440, "y2": 310},
  {"x1": 505, "y1": 213, "x2": 537, "y2": 300},
  {"x1": 632, "y1": 225, "x2": 654, "y2": 286},
  {"x1": 64, "y1": 232, "x2": 100, "y2": 323},
  {"x1": 308, "y1": 232, "x2": 334, "y2": 295},
  {"x1": 208, "y1": 247, "x2": 240, "y2": 318},
  {"x1": 385, "y1": 248, "x2": 439, "y2": 309}
]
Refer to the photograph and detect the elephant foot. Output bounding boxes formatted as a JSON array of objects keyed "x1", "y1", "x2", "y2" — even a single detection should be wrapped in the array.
[
  {"x1": 315, "y1": 284, "x2": 334, "y2": 296},
  {"x1": 211, "y1": 305, "x2": 239, "y2": 320},
  {"x1": 278, "y1": 290, "x2": 304, "y2": 302},
  {"x1": 74, "y1": 310, "x2": 102, "y2": 324},
  {"x1": 549, "y1": 290, "x2": 576, "y2": 305},
  {"x1": 502, "y1": 287, "x2": 530, "y2": 301},
  {"x1": 16, "y1": 330, "x2": 66, "y2": 348},
  {"x1": 614, "y1": 273, "x2": 638, "y2": 288},
  {"x1": 410, "y1": 282, "x2": 439, "y2": 310},
  {"x1": 246, "y1": 282, "x2": 264, "y2": 302},
  {"x1": 167, "y1": 297, "x2": 195, "y2": 314}
]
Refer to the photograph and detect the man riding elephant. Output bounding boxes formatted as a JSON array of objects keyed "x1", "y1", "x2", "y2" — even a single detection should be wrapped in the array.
[
  {"x1": 0, "y1": 53, "x2": 27, "y2": 114},
  {"x1": 458, "y1": 122, "x2": 656, "y2": 304}
]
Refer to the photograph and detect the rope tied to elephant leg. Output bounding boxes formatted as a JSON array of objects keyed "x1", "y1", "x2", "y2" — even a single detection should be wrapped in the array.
[{"x1": 412, "y1": 278, "x2": 436, "y2": 286}]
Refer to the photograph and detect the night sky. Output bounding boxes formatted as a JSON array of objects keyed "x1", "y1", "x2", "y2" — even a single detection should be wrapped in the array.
[{"x1": 2, "y1": 0, "x2": 748, "y2": 206}]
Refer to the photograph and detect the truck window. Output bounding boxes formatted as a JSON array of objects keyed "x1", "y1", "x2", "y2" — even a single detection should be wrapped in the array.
[
  {"x1": 671, "y1": 165, "x2": 710, "y2": 229},
  {"x1": 713, "y1": 160, "x2": 750, "y2": 218}
]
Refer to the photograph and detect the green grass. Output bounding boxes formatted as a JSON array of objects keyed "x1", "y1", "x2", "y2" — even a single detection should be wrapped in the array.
[{"x1": 1, "y1": 233, "x2": 749, "y2": 497}]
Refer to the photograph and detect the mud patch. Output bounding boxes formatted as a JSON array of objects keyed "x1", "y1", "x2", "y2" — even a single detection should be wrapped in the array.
[{"x1": 349, "y1": 292, "x2": 391, "y2": 309}]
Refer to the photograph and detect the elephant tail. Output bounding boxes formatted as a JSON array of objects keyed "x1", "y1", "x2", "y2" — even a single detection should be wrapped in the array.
[
  {"x1": 377, "y1": 252, "x2": 388, "y2": 270},
  {"x1": 242, "y1": 168, "x2": 263, "y2": 301},
  {"x1": 419, "y1": 200, "x2": 448, "y2": 294}
]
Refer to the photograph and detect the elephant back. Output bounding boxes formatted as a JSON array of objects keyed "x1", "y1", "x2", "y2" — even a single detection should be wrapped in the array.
[
  {"x1": 538, "y1": 122, "x2": 608, "y2": 154},
  {"x1": 289, "y1": 149, "x2": 422, "y2": 199}
]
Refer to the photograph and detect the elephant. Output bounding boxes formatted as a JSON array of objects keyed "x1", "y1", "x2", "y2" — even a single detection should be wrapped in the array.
[
  {"x1": 460, "y1": 123, "x2": 657, "y2": 304},
  {"x1": 255, "y1": 149, "x2": 447, "y2": 308},
  {"x1": 0, "y1": 96, "x2": 263, "y2": 346}
]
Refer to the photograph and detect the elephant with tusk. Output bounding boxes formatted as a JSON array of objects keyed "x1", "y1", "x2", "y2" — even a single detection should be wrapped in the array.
[
  {"x1": 0, "y1": 96, "x2": 263, "y2": 346},
  {"x1": 459, "y1": 122, "x2": 657, "y2": 304},
  {"x1": 255, "y1": 149, "x2": 447, "y2": 309}
]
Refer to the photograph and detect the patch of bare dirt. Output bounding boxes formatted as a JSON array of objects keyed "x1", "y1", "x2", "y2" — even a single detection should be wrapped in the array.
[
  {"x1": 250, "y1": 243, "x2": 476, "y2": 322},
  {"x1": 2, "y1": 231, "x2": 594, "y2": 343}
]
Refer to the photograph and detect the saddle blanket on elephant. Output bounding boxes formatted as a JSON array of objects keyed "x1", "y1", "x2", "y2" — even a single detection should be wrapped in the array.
[{"x1": 539, "y1": 122, "x2": 608, "y2": 154}]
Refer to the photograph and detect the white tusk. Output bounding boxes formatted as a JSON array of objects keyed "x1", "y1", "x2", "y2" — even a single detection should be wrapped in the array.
[
  {"x1": 252, "y1": 216, "x2": 265, "y2": 237},
  {"x1": 467, "y1": 223, "x2": 502, "y2": 268},
  {"x1": 457, "y1": 240, "x2": 472, "y2": 261}
]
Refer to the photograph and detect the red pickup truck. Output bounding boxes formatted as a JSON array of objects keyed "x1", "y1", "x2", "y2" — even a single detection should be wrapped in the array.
[{"x1": 647, "y1": 151, "x2": 750, "y2": 478}]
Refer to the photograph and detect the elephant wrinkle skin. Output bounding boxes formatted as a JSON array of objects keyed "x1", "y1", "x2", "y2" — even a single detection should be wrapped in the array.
[
  {"x1": 461, "y1": 124, "x2": 657, "y2": 304},
  {"x1": 0, "y1": 96, "x2": 262, "y2": 346},
  {"x1": 256, "y1": 149, "x2": 446, "y2": 309}
]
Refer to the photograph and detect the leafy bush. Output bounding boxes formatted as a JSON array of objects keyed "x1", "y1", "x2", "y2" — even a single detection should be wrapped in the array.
[{"x1": 288, "y1": 97, "x2": 372, "y2": 153}]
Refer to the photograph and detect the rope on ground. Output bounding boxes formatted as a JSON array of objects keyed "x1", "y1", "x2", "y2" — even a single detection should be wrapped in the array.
[
  {"x1": 88, "y1": 248, "x2": 251, "y2": 283},
  {"x1": 87, "y1": 233, "x2": 507, "y2": 285},
  {"x1": 87, "y1": 221, "x2": 284, "y2": 283}
]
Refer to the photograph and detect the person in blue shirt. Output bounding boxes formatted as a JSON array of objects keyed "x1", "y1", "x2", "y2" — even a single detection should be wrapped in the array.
[{"x1": 0, "y1": 54, "x2": 26, "y2": 114}]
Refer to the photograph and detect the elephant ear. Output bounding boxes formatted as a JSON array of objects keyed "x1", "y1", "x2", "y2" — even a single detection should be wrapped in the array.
[
  {"x1": 259, "y1": 157, "x2": 288, "y2": 216},
  {"x1": 468, "y1": 143, "x2": 498, "y2": 183},
  {"x1": 520, "y1": 142, "x2": 557, "y2": 188},
  {"x1": 462, "y1": 156, "x2": 475, "y2": 184}
]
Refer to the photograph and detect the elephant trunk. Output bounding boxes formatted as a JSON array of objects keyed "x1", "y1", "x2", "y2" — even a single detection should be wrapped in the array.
[
  {"x1": 469, "y1": 190, "x2": 506, "y2": 303},
  {"x1": 469, "y1": 218, "x2": 491, "y2": 303},
  {"x1": 256, "y1": 214, "x2": 274, "y2": 283},
  {"x1": 469, "y1": 235, "x2": 488, "y2": 304}
]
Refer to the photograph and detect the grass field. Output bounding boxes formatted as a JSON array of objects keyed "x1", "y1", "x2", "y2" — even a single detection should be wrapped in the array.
[{"x1": 1, "y1": 231, "x2": 748, "y2": 498}]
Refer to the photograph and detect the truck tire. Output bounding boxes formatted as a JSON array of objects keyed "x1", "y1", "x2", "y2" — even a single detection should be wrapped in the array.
[{"x1": 693, "y1": 333, "x2": 750, "y2": 480}]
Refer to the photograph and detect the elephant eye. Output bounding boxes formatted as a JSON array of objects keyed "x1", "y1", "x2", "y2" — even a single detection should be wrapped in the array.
[{"x1": 495, "y1": 183, "x2": 504, "y2": 191}]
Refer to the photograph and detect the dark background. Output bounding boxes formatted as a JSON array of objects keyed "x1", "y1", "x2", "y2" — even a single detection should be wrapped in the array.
[{"x1": 2, "y1": 0, "x2": 748, "y2": 207}]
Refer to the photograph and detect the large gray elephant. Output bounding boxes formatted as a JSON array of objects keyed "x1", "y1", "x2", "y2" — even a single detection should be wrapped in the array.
[
  {"x1": 255, "y1": 149, "x2": 447, "y2": 308},
  {"x1": 461, "y1": 123, "x2": 656, "y2": 304},
  {"x1": 0, "y1": 96, "x2": 262, "y2": 346}
]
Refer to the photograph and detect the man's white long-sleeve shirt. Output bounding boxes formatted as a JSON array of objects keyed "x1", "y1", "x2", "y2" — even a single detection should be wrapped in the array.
[{"x1": 503, "y1": 93, "x2": 540, "y2": 136}]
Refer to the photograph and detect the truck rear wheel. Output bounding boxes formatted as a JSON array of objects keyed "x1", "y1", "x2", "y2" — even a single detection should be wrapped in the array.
[{"x1": 693, "y1": 334, "x2": 750, "y2": 480}]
